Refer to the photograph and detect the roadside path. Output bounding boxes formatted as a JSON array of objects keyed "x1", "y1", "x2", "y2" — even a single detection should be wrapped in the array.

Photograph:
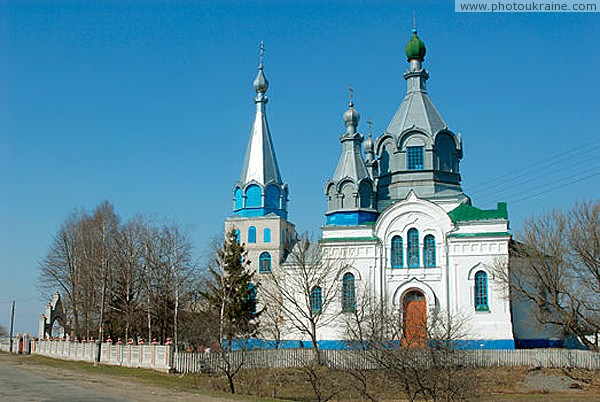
[{"x1": 0, "y1": 353, "x2": 243, "y2": 402}]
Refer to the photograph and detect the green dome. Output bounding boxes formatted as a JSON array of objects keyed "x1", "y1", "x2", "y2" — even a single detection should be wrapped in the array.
[{"x1": 405, "y1": 29, "x2": 426, "y2": 61}]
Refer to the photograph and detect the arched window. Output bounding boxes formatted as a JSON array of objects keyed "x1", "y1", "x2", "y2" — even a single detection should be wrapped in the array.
[
  {"x1": 310, "y1": 286, "x2": 322, "y2": 314},
  {"x1": 359, "y1": 181, "x2": 372, "y2": 209},
  {"x1": 407, "y1": 146, "x2": 424, "y2": 170},
  {"x1": 423, "y1": 235, "x2": 436, "y2": 267},
  {"x1": 391, "y1": 236, "x2": 403, "y2": 268},
  {"x1": 265, "y1": 185, "x2": 281, "y2": 209},
  {"x1": 264, "y1": 228, "x2": 271, "y2": 243},
  {"x1": 407, "y1": 228, "x2": 420, "y2": 268},
  {"x1": 474, "y1": 271, "x2": 489, "y2": 311},
  {"x1": 341, "y1": 273, "x2": 356, "y2": 312},
  {"x1": 245, "y1": 185, "x2": 262, "y2": 208},
  {"x1": 380, "y1": 146, "x2": 390, "y2": 175},
  {"x1": 248, "y1": 226, "x2": 256, "y2": 243},
  {"x1": 259, "y1": 252, "x2": 272, "y2": 273},
  {"x1": 234, "y1": 187, "x2": 243, "y2": 210}
]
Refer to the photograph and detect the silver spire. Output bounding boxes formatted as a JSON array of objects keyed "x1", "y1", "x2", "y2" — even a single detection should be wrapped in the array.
[
  {"x1": 325, "y1": 97, "x2": 376, "y2": 224},
  {"x1": 385, "y1": 28, "x2": 447, "y2": 138},
  {"x1": 239, "y1": 44, "x2": 283, "y2": 187},
  {"x1": 332, "y1": 100, "x2": 369, "y2": 183}
]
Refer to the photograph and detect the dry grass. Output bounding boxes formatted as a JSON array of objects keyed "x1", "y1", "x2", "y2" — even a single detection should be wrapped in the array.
[
  {"x1": 4, "y1": 352, "x2": 600, "y2": 401},
  {"x1": 190, "y1": 365, "x2": 600, "y2": 401}
]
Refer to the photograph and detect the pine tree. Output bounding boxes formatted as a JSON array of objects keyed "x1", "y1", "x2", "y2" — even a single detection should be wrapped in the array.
[{"x1": 202, "y1": 229, "x2": 259, "y2": 350}]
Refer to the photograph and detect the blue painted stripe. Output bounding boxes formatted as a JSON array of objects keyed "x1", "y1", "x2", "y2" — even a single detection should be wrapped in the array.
[
  {"x1": 226, "y1": 338, "x2": 515, "y2": 350},
  {"x1": 234, "y1": 207, "x2": 287, "y2": 219},
  {"x1": 326, "y1": 211, "x2": 378, "y2": 226},
  {"x1": 515, "y1": 339, "x2": 563, "y2": 349}
]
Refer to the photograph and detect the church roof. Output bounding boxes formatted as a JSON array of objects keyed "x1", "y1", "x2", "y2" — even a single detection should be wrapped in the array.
[
  {"x1": 332, "y1": 146, "x2": 370, "y2": 183},
  {"x1": 239, "y1": 64, "x2": 283, "y2": 187},
  {"x1": 331, "y1": 101, "x2": 369, "y2": 184},
  {"x1": 385, "y1": 90, "x2": 447, "y2": 137},
  {"x1": 448, "y1": 202, "x2": 508, "y2": 222},
  {"x1": 385, "y1": 28, "x2": 447, "y2": 139}
]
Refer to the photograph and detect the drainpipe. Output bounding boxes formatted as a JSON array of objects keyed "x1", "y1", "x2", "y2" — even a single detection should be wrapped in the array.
[{"x1": 445, "y1": 242, "x2": 451, "y2": 324}]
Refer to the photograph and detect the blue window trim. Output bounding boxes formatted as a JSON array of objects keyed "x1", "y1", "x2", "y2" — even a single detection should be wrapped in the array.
[
  {"x1": 248, "y1": 226, "x2": 257, "y2": 243},
  {"x1": 474, "y1": 271, "x2": 489, "y2": 310},
  {"x1": 341, "y1": 273, "x2": 356, "y2": 312},
  {"x1": 391, "y1": 236, "x2": 403, "y2": 268},
  {"x1": 259, "y1": 252, "x2": 272, "y2": 273},
  {"x1": 407, "y1": 228, "x2": 420, "y2": 268},
  {"x1": 264, "y1": 228, "x2": 271, "y2": 243},
  {"x1": 310, "y1": 286, "x2": 323, "y2": 314},
  {"x1": 245, "y1": 185, "x2": 262, "y2": 208},
  {"x1": 234, "y1": 187, "x2": 243, "y2": 210},
  {"x1": 423, "y1": 234, "x2": 436, "y2": 267},
  {"x1": 407, "y1": 146, "x2": 424, "y2": 170}
]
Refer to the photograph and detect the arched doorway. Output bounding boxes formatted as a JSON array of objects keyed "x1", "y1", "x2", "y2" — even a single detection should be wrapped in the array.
[{"x1": 402, "y1": 290, "x2": 427, "y2": 348}]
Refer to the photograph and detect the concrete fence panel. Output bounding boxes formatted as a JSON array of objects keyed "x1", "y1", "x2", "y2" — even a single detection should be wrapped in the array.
[{"x1": 29, "y1": 340, "x2": 174, "y2": 372}]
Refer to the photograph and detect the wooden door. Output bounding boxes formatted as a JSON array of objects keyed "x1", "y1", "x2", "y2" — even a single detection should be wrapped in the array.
[{"x1": 403, "y1": 290, "x2": 427, "y2": 348}]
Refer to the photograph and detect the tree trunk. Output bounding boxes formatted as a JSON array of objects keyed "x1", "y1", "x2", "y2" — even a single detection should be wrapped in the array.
[{"x1": 227, "y1": 372, "x2": 235, "y2": 394}]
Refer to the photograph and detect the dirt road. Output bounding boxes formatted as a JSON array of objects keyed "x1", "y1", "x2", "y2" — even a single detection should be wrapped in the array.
[{"x1": 0, "y1": 353, "x2": 243, "y2": 402}]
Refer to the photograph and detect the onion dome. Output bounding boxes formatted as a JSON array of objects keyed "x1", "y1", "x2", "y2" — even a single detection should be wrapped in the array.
[
  {"x1": 253, "y1": 66, "x2": 269, "y2": 93},
  {"x1": 405, "y1": 28, "x2": 426, "y2": 61},
  {"x1": 364, "y1": 133, "x2": 375, "y2": 154},
  {"x1": 343, "y1": 101, "x2": 360, "y2": 128}
]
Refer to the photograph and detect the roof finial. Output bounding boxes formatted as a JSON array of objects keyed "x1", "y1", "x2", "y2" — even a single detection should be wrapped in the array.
[
  {"x1": 349, "y1": 85, "x2": 354, "y2": 107},
  {"x1": 412, "y1": 11, "x2": 417, "y2": 33},
  {"x1": 367, "y1": 119, "x2": 373, "y2": 134},
  {"x1": 253, "y1": 40, "x2": 269, "y2": 94},
  {"x1": 259, "y1": 40, "x2": 265, "y2": 68}
]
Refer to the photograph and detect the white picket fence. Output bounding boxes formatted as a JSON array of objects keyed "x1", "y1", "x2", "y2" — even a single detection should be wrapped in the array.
[{"x1": 174, "y1": 348, "x2": 600, "y2": 374}]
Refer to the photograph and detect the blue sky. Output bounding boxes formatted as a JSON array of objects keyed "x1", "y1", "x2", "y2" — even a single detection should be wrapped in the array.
[{"x1": 0, "y1": 1, "x2": 598, "y2": 335}]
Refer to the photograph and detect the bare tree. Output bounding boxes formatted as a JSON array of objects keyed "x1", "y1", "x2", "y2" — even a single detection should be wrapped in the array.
[
  {"x1": 262, "y1": 234, "x2": 346, "y2": 364},
  {"x1": 40, "y1": 203, "x2": 199, "y2": 346},
  {"x1": 39, "y1": 208, "x2": 97, "y2": 338},
  {"x1": 140, "y1": 220, "x2": 196, "y2": 345},
  {"x1": 87, "y1": 201, "x2": 120, "y2": 343},
  {"x1": 107, "y1": 216, "x2": 146, "y2": 341},
  {"x1": 343, "y1": 289, "x2": 476, "y2": 402},
  {"x1": 258, "y1": 296, "x2": 284, "y2": 348},
  {"x1": 499, "y1": 200, "x2": 600, "y2": 351}
]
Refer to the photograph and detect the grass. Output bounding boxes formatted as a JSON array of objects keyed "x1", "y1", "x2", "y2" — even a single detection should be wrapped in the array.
[{"x1": 3, "y1": 351, "x2": 600, "y2": 401}]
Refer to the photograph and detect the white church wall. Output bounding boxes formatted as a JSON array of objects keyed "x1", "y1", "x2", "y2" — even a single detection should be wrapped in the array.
[{"x1": 448, "y1": 235, "x2": 514, "y2": 348}]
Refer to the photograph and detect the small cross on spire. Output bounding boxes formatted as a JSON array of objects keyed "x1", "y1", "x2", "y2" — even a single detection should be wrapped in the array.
[
  {"x1": 349, "y1": 85, "x2": 354, "y2": 106},
  {"x1": 412, "y1": 11, "x2": 417, "y2": 33},
  {"x1": 259, "y1": 40, "x2": 265, "y2": 68},
  {"x1": 367, "y1": 119, "x2": 373, "y2": 134}
]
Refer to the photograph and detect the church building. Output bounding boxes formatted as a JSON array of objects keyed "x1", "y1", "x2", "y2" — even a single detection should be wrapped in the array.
[{"x1": 226, "y1": 30, "x2": 515, "y2": 349}]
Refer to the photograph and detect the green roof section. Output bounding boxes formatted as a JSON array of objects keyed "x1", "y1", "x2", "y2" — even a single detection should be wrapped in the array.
[
  {"x1": 448, "y1": 202, "x2": 508, "y2": 223},
  {"x1": 447, "y1": 232, "x2": 510, "y2": 238},
  {"x1": 320, "y1": 237, "x2": 379, "y2": 243},
  {"x1": 405, "y1": 29, "x2": 426, "y2": 61}
]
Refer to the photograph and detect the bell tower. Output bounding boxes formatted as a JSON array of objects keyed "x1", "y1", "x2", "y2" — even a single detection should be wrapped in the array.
[{"x1": 225, "y1": 42, "x2": 295, "y2": 274}]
